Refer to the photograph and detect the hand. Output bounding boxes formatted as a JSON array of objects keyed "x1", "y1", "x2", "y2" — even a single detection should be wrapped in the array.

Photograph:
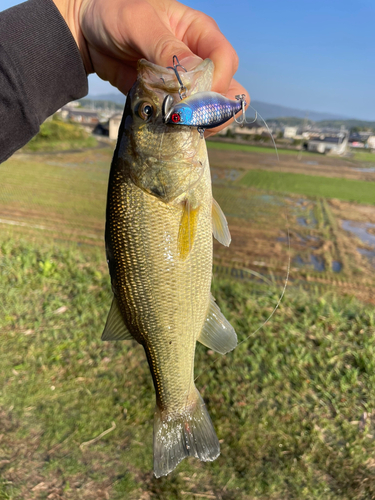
[{"x1": 53, "y1": 0, "x2": 249, "y2": 135}]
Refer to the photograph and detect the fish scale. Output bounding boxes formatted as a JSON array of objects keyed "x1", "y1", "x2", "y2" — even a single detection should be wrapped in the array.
[{"x1": 108, "y1": 168, "x2": 213, "y2": 409}]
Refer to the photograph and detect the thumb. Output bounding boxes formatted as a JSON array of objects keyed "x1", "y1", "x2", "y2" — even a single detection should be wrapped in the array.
[{"x1": 130, "y1": 5, "x2": 202, "y2": 70}]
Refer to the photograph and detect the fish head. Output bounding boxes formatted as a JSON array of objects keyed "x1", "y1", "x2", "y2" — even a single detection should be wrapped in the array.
[{"x1": 117, "y1": 58, "x2": 214, "y2": 203}]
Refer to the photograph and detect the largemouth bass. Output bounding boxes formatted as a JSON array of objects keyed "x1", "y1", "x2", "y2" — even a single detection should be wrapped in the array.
[{"x1": 103, "y1": 58, "x2": 237, "y2": 477}]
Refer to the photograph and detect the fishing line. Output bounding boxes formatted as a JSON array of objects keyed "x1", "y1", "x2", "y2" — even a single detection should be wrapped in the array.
[{"x1": 195, "y1": 108, "x2": 291, "y2": 383}]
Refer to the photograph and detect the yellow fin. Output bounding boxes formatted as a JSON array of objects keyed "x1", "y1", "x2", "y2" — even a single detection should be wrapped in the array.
[{"x1": 178, "y1": 201, "x2": 200, "y2": 259}]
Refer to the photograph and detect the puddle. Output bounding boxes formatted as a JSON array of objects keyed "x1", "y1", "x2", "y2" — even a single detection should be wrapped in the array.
[
  {"x1": 310, "y1": 255, "x2": 325, "y2": 271},
  {"x1": 211, "y1": 168, "x2": 242, "y2": 183},
  {"x1": 285, "y1": 197, "x2": 307, "y2": 206},
  {"x1": 354, "y1": 167, "x2": 375, "y2": 173},
  {"x1": 304, "y1": 161, "x2": 318, "y2": 166},
  {"x1": 358, "y1": 248, "x2": 375, "y2": 267},
  {"x1": 332, "y1": 261, "x2": 342, "y2": 272},
  {"x1": 341, "y1": 220, "x2": 375, "y2": 247},
  {"x1": 297, "y1": 217, "x2": 308, "y2": 227},
  {"x1": 294, "y1": 254, "x2": 325, "y2": 272}
]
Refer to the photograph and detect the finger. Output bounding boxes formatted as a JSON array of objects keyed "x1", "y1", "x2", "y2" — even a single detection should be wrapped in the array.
[
  {"x1": 181, "y1": 12, "x2": 239, "y2": 95},
  {"x1": 121, "y1": 2, "x2": 202, "y2": 70},
  {"x1": 87, "y1": 47, "x2": 138, "y2": 94},
  {"x1": 204, "y1": 78, "x2": 250, "y2": 137}
]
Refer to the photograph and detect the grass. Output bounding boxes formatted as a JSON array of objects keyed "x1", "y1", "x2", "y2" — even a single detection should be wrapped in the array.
[
  {"x1": 352, "y1": 150, "x2": 375, "y2": 163},
  {"x1": 22, "y1": 118, "x2": 97, "y2": 152},
  {"x1": 1, "y1": 238, "x2": 375, "y2": 499},
  {"x1": 206, "y1": 141, "x2": 314, "y2": 156},
  {"x1": 240, "y1": 169, "x2": 375, "y2": 205},
  {"x1": 1, "y1": 144, "x2": 375, "y2": 497}
]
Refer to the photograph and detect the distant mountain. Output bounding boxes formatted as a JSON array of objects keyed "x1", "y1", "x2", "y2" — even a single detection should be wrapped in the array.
[
  {"x1": 85, "y1": 93, "x2": 359, "y2": 123},
  {"x1": 87, "y1": 93, "x2": 126, "y2": 105},
  {"x1": 248, "y1": 100, "x2": 351, "y2": 122}
]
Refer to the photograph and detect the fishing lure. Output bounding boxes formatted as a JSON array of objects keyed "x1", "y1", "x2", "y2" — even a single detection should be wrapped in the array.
[
  {"x1": 163, "y1": 56, "x2": 251, "y2": 134},
  {"x1": 163, "y1": 91, "x2": 246, "y2": 129}
]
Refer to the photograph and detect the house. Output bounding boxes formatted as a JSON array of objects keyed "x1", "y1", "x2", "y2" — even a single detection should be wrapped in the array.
[
  {"x1": 58, "y1": 106, "x2": 100, "y2": 133},
  {"x1": 109, "y1": 113, "x2": 123, "y2": 140},
  {"x1": 307, "y1": 133, "x2": 348, "y2": 155},
  {"x1": 283, "y1": 126, "x2": 298, "y2": 139}
]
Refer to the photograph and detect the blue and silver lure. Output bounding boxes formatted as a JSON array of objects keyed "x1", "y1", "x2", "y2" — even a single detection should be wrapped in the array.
[
  {"x1": 163, "y1": 91, "x2": 246, "y2": 130},
  {"x1": 162, "y1": 56, "x2": 250, "y2": 135}
]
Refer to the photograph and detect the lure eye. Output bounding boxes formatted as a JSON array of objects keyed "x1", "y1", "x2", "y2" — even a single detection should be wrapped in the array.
[
  {"x1": 171, "y1": 113, "x2": 181, "y2": 123},
  {"x1": 138, "y1": 102, "x2": 154, "y2": 121}
]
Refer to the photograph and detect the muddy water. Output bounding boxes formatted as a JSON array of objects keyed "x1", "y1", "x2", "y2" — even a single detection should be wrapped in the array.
[
  {"x1": 342, "y1": 220, "x2": 375, "y2": 268},
  {"x1": 341, "y1": 220, "x2": 375, "y2": 247}
]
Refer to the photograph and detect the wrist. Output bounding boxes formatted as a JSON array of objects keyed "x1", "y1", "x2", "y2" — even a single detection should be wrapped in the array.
[{"x1": 51, "y1": 0, "x2": 93, "y2": 74}]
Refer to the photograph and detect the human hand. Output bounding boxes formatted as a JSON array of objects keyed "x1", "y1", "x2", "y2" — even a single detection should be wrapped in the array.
[{"x1": 53, "y1": 0, "x2": 249, "y2": 135}]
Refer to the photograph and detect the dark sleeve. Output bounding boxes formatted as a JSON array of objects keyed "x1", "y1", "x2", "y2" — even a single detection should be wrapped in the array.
[{"x1": 0, "y1": 0, "x2": 88, "y2": 163}]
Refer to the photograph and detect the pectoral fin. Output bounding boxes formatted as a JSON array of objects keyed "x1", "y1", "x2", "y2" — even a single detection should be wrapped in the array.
[
  {"x1": 102, "y1": 296, "x2": 133, "y2": 341},
  {"x1": 178, "y1": 200, "x2": 200, "y2": 260},
  {"x1": 198, "y1": 294, "x2": 237, "y2": 354},
  {"x1": 212, "y1": 198, "x2": 231, "y2": 246}
]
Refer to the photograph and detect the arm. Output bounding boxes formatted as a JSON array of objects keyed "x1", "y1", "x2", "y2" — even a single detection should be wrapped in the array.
[
  {"x1": 0, "y1": 0, "x2": 87, "y2": 163},
  {"x1": 0, "y1": 0, "x2": 249, "y2": 163}
]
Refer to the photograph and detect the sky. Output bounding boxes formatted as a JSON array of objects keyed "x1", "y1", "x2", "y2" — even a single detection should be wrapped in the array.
[{"x1": 2, "y1": 0, "x2": 375, "y2": 120}]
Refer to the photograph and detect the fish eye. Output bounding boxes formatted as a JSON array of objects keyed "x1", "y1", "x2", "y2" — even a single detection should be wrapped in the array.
[{"x1": 138, "y1": 101, "x2": 154, "y2": 121}]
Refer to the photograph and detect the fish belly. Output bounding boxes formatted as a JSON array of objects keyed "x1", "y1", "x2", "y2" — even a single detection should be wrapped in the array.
[{"x1": 108, "y1": 162, "x2": 212, "y2": 413}]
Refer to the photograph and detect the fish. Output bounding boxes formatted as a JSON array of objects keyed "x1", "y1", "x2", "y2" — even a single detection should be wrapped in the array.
[{"x1": 103, "y1": 57, "x2": 237, "y2": 478}]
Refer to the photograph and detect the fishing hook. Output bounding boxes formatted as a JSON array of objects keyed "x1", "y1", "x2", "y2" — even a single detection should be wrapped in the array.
[
  {"x1": 233, "y1": 94, "x2": 257, "y2": 125},
  {"x1": 167, "y1": 55, "x2": 188, "y2": 99}
]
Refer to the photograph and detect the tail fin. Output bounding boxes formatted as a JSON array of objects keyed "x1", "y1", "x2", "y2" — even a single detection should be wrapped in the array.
[{"x1": 153, "y1": 389, "x2": 220, "y2": 478}]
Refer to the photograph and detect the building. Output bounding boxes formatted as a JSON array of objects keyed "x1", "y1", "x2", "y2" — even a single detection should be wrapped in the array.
[
  {"x1": 283, "y1": 126, "x2": 298, "y2": 139},
  {"x1": 109, "y1": 113, "x2": 123, "y2": 140},
  {"x1": 367, "y1": 136, "x2": 375, "y2": 150},
  {"x1": 307, "y1": 133, "x2": 348, "y2": 155},
  {"x1": 58, "y1": 105, "x2": 99, "y2": 132}
]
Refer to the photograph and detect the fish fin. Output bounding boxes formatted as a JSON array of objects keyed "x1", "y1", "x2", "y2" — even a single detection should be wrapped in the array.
[
  {"x1": 101, "y1": 296, "x2": 133, "y2": 341},
  {"x1": 178, "y1": 200, "x2": 200, "y2": 260},
  {"x1": 153, "y1": 388, "x2": 220, "y2": 478},
  {"x1": 212, "y1": 198, "x2": 231, "y2": 246},
  {"x1": 197, "y1": 294, "x2": 237, "y2": 354}
]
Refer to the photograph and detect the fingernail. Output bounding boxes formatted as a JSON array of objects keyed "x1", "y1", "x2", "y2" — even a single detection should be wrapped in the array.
[{"x1": 179, "y1": 56, "x2": 204, "y2": 71}]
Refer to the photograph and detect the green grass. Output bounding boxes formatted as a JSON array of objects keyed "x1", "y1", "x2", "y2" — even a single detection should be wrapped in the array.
[
  {"x1": 352, "y1": 150, "x2": 375, "y2": 163},
  {"x1": 240, "y1": 169, "x2": 375, "y2": 205},
  {"x1": 1, "y1": 238, "x2": 375, "y2": 499},
  {"x1": 23, "y1": 117, "x2": 97, "y2": 152},
  {"x1": 207, "y1": 140, "x2": 312, "y2": 156}
]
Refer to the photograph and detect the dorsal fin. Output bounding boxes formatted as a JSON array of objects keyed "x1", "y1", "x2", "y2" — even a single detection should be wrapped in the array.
[
  {"x1": 212, "y1": 198, "x2": 231, "y2": 246},
  {"x1": 102, "y1": 296, "x2": 133, "y2": 341},
  {"x1": 197, "y1": 294, "x2": 237, "y2": 354}
]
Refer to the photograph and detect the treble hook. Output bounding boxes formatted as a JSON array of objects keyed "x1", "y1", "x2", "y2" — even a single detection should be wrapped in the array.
[
  {"x1": 167, "y1": 55, "x2": 188, "y2": 99},
  {"x1": 233, "y1": 94, "x2": 257, "y2": 125}
]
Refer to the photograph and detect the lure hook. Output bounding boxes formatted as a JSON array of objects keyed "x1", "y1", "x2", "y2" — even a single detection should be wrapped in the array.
[
  {"x1": 167, "y1": 55, "x2": 188, "y2": 99},
  {"x1": 233, "y1": 94, "x2": 257, "y2": 125}
]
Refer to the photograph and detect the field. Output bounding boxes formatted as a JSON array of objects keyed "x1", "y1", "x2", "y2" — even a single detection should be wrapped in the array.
[{"x1": 1, "y1": 141, "x2": 375, "y2": 499}]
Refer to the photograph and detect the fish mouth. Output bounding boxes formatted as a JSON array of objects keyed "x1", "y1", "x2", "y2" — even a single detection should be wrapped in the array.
[{"x1": 162, "y1": 94, "x2": 175, "y2": 123}]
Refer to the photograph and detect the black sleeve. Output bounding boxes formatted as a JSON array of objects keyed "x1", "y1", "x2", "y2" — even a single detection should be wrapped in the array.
[{"x1": 0, "y1": 0, "x2": 88, "y2": 163}]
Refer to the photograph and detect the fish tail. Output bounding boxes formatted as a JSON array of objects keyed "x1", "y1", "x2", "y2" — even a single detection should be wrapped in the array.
[{"x1": 153, "y1": 388, "x2": 220, "y2": 478}]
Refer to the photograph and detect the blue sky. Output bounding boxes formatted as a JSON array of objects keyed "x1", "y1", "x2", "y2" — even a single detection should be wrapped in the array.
[{"x1": 3, "y1": 0, "x2": 375, "y2": 120}]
